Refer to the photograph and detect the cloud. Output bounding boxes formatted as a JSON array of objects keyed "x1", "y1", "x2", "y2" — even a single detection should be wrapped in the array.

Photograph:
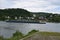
[
  {"x1": 0, "y1": 0, "x2": 15, "y2": 9},
  {"x1": 0, "y1": 0, "x2": 60, "y2": 13},
  {"x1": 46, "y1": 0, "x2": 60, "y2": 6}
]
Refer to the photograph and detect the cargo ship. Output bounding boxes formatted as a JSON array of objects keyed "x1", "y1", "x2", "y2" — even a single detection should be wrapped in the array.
[{"x1": 6, "y1": 20, "x2": 46, "y2": 24}]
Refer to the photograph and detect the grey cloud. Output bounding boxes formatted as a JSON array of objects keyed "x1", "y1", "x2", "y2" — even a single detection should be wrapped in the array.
[
  {"x1": 46, "y1": 0, "x2": 60, "y2": 6},
  {"x1": 0, "y1": 0, "x2": 15, "y2": 8},
  {"x1": 0, "y1": 0, "x2": 60, "y2": 13}
]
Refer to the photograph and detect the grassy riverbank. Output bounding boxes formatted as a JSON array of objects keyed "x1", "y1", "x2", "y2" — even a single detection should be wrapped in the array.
[
  {"x1": 23, "y1": 32, "x2": 60, "y2": 40},
  {"x1": 39, "y1": 32, "x2": 60, "y2": 36},
  {"x1": 0, "y1": 30, "x2": 60, "y2": 40}
]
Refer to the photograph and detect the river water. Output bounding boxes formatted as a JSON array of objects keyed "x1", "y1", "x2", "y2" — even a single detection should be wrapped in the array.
[{"x1": 0, "y1": 21, "x2": 60, "y2": 38}]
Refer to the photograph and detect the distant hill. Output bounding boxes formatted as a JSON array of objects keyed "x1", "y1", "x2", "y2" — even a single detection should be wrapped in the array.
[
  {"x1": 0, "y1": 8, "x2": 60, "y2": 22},
  {"x1": 0, "y1": 8, "x2": 32, "y2": 17}
]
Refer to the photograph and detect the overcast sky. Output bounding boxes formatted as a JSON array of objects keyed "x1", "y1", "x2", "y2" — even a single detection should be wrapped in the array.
[{"x1": 0, "y1": 0, "x2": 60, "y2": 13}]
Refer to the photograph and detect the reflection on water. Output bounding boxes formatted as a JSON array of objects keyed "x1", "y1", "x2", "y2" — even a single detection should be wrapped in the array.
[{"x1": 0, "y1": 21, "x2": 60, "y2": 38}]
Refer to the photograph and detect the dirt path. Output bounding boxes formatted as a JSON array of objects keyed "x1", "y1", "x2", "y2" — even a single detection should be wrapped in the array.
[{"x1": 20, "y1": 32, "x2": 60, "y2": 40}]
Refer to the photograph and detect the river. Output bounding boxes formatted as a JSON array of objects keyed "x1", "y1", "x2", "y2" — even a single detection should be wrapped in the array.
[{"x1": 0, "y1": 21, "x2": 60, "y2": 38}]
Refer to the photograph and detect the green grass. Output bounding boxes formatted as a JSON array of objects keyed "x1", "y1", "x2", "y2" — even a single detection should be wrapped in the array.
[
  {"x1": 24, "y1": 30, "x2": 39, "y2": 37},
  {"x1": 39, "y1": 32, "x2": 60, "y2": 36}
]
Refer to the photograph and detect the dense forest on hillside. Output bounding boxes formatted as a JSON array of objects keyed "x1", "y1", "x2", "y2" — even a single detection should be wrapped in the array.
[
  {"x1": 0, "y1": 8, "x2": 60, "y2": 22},
  {"x1": 0, "y1": 8, "x2": 32, "y2": 16},
  {"x1": 0, "y1": 8, "x2": 32, "y2": 20}
]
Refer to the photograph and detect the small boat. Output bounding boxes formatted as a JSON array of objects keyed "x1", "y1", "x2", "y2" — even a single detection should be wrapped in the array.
[{"x1": 6, "y1": 20, "x2": 46, "y2": 24}]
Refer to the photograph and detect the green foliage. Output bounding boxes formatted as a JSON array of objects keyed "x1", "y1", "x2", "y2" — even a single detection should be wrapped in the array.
[
  {"x1": 48, "y1": 15, "x2": 60, "y2": 22},
  {"x1": 25, "y1": 30, "x2": 39, "y2": 37},
  {"x1": 6, "y1": 31, "x2": 24, "y2": 40},
  {"x1": 0, "y1": 36, "x2": 3, "y2": 40},
  {"x1": 28, "y1": 30, "x2": 39, "y2": 34},
  {"x1": 0, "y1": 8, "x2": 32, "y2": 20},
  {"x1": 13, "y1": 31, "x2": 23, "y2": 37},
  {"x1": 0, "y1": 36, "x2": 7, "y2": 40}
]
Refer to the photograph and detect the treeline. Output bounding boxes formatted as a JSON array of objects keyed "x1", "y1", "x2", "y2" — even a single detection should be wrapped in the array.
[
  {"x1": 0, "y1": 8, "x2": 60, "y2": 22},
  {"x1": 0, "y1": 8, "x2": 32, "y2": 20}
]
